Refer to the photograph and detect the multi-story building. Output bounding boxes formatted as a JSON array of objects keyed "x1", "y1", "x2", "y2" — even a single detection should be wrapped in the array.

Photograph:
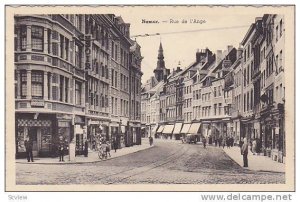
[
  {"x1": 231, "y1": 47, "x2": 244, "y2": 144},
  {"x1": 129, "y1": 40, "x2": 143, "y2": 145},
  {"x1": 14, "y1": 14, "x2": 143, "y2": 158},
  {"x1": 260, "y1": 14, "x2": 285, "y2": 163}
]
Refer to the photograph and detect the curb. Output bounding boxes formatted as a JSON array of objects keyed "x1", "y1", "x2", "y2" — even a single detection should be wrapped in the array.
[
  {"x1": 221, "y1": 149, "x2": 285, "y2": 173},
  {"x1": 16, "y1": 145, "x2": 155, "y2": 165}
]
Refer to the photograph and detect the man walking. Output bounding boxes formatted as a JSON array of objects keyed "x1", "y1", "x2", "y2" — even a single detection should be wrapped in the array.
[
  {"x1": 241, "y1": 137, "x2": 249, "y2": 167},
  {"x1": 58, "y1": 135, "x2": 66, "y2": 162},
  {"x1": 24, "y1": 138, "x2": 34, "y2": 162}
]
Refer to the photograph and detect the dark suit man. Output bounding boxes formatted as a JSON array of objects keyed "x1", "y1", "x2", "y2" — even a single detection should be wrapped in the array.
[{"x1": 24, "y1": 139, "x2": 34, "y2": 162}]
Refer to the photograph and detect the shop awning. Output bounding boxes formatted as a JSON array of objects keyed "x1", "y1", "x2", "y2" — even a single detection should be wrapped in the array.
[
  {"x1": 180, "y1": 124, "x2": 191, "y2": 134},
  {"x1": 156, "y1": 125, "x2": 165, "y2": 133},
  {"x1": 173, "y1": 123, "x2": 183, "y2": 134},
  {"x1": 188, "y1": 123, "x2": 201, "y2": 134},
  {"x1": 152, "y1": 125, "x2": 158, "y2": 132},
  {"x1": 121, "y1": 126, "x2": 126, "y2": 133},
  {"x1": 162, "y1": 124, "x2": 174, "y2": 134}
]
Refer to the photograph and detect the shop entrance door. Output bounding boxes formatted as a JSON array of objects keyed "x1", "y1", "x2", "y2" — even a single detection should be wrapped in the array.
[{"x1": 28, "y1": 127, "x2": 39, "y2": 156}]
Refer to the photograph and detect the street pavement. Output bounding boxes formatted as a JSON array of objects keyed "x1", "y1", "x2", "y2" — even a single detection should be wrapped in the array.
[
  {"x1": 222, "y1": 145, "x2": 285, "y2": 173},
  {"x1": 16, "y1": 139, "x2": 285, "y2": 185},
  {"x1": 16, "y1": 139, "x2": 152, "y2": 164}
]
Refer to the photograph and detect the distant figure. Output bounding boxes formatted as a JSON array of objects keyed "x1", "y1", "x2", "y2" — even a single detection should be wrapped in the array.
[
  {"x1": 149, "y1": 136, "x2": 153, "y2": 146},
  {"x1": 241, "y1": 137, "x2": 249, "y2": 167},
  {"x1": 222, "y1": 136, "x2": 226, "y2": 149},
  {"x1": 58, "y1": 135, "x2": 66, "y2": 162},
  {"x1": 202, "y1": 136, "x2": 207, "y2": 148},
  {"x1": 24, "y1": 138, "x2": 34, "y2": 162},
  {"x1": 218, "y1": 136, "x2": 223, "y2": 148},
  {"x1": 252, "y1": 138, "x2": 257, "y2": 155},
  {"x1": 106, "y1": 141, "x2": 111, "y2": 157},
  {"x1": 214, "y1": 138, "x2": 218, "y2": 147},
  {"x1": 113, "y1": 136, "x2": 118, "y2": 153},
  {"x1": 84, "y1": 138, "x2": 88, "y2": 157}
]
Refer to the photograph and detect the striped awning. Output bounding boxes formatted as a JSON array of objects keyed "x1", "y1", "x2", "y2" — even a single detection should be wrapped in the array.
[
  {"x1": 173, "y1": 123, "x2": 183, "y2": 134},
  {"x1": 188, "y1": 123, "x2": 201, "y2": 134},
  {"x1": 156, "y1": 125, "x2": 165, "y2": 133},
  {"x1": 180, "y1": 124, "x2": 191, "y2": 134},
  {"x1": 162, "y1": 124, "x2": 174, "y2": 134}
]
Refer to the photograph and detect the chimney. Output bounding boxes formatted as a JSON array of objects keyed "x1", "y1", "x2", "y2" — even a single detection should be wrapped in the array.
[
  {"x1": 227, "y1": 45, "x2": 233, "y2": 52},
  {"x1": 216, "y1": 50, "x2": 223, "y2": 64},
  {"x1": 196, "y1": 49, "x2": 201, "y2": 63}
]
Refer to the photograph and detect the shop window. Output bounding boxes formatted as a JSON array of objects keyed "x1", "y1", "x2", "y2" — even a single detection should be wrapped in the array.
[
  {"x1": 31, "y1": 26, "x2": 44, "y2": 52},
  {"x1": 31, "y1": 71, "x2": 44, "y2": 99}
]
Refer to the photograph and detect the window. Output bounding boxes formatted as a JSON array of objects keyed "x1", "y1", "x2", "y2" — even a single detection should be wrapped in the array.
[
  {"x1": 218, "y1": 103, "x2": 222, "y2": 115},
  {"x1": 75, "y1": 81, "x2": 81, "y2": 105},
  {"x1": 244, "y1": 69, "x2": 246, "y2": 87},
  {"x1": 115, "y1": 72, "x2": 118, "y2": 87},
  {"x1": 247, "y1": 65, "x2": 250, "y2": 84},
  {"x1": 65, "y1": 77, "x2": 69, "y2": 102},
  {"x1": 250, "y1": 89, "x2": 253, "y2": 110},
  {"x1": 279, "y1": 50, "x2": 283, "y2": 71},
  {"x1": 279, "y1": 19, "x2": 283, "y2": 37},
  {"x1": 214, "y1": 104, "x2": 217, "y2": 115},
  {"x1": 20, "y1": 25, "x2": 27, "y2": 51},
  {"x1": 65, "y1": 38, "x2": 69, "y2": 61},
  {"x1": 214, "y1": 87, "x2": 217, "y2": 97},
  {"x1": 31, "y1": 71, "x2": 43, "y2": 98},
  {"x1": 75, "y1": 44, "x2": 82, "y2": 68},
  {"x1": 59, "y1": 75, "x2": 64, "y2": 102},
  {"x1": 20, "y1": 70, "x2": 27, "y2": 98},
  {"x1": 276, "y1": 55, "x2": 279, "y2": 73},
  {"x1": 31, "y1": 26, "x2": 44, "y2": 52},
  {"x1": 276, "y1": 26, "x2": 279, "y2": 42},
  {"x1": 247, "y1": 92, "x2": 249, "y2": 111}
]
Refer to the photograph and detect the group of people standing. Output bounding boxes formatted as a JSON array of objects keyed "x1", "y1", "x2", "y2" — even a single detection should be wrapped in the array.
[{"x1": 214, "y1": 136, "x2": 235, "y2": 148}]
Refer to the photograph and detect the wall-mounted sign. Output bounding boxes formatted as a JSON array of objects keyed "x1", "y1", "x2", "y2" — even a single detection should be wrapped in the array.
[
  {"x1": 85, "y1": 35, "x2": 92, "y2": 70},
  {"x1": 31, "y1": 100, "x2": 44, "y2": 107}
]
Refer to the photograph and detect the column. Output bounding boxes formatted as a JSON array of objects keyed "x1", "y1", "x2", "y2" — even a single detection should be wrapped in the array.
[
  {"x1": 26, "y1": 26, "x2": 31, "y2": 52},
  {"x1": 16, "y1": 70, "x2": 21, "y2": 99},
  {"x1": 26, "y1": 70, "x2": 31, "y2": 99},
  {"x1": 49, "y1": 73, "x2": 53, "y2": 100},
  {"x1": 43, "y1": 72, "x2": 48, "y2": 100},
  {"x1": 44, "y1": 28, "x2": 48, "y2": 54}
]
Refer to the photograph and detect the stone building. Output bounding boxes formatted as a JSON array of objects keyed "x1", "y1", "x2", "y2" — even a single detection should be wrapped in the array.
[{"x1": 14, "y1": 14, "x2": 143, "y2": 158}]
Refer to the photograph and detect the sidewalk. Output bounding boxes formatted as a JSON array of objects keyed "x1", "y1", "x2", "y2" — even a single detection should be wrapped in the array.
[
  {"x1": 16, "y1": 139, "x2": 153, "y2": 165},
  {"x1": 222, "y1": 146, "x2": 285, "y2": 173}
]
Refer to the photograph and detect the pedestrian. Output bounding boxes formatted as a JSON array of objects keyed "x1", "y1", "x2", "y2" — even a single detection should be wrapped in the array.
[
  {"x1": 113, "y1": 136, "x2": 118, "y2": 153},
  {"x1": 58, "y1": 135, "x2": 66, "y2": 162},
  {"x1": 226, "y1": 137, "x2": 230, "y2": 149},
  {"x1": 84, "y1": 138, "x2": 88, "y2": 157},
  {"x1": 202, "y1": 136, "x2": 207, "y2": 148},
  {"x1": 106, "y1": 141, "x2": 111, "y2": 157},
  {"x1": 252, "y1": 138, "x2": 257, "y2": 155},
  {"x1": 214, "y1": 138, "x2": 218, "y2": 147},
  {"x1": 222, "y1": 136, "x2": 226, "y2": 149},
  {"x1": 24, "y1": 138, "x2": 34, "y2": 162},
  {"x1": 241, "y1": 137, "x2": 249, "y2": 167},
  {"x1": 218, "y1": 136, "x2": 223, "y2": 147}
]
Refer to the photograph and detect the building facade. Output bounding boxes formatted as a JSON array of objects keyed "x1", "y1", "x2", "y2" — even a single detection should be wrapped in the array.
[{"x1": 14, "y1": 14, "x2": 143, "y2": 158}]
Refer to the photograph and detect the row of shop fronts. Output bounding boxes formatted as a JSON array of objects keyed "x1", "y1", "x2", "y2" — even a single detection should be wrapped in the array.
[
  {"x1": 15, "y1": 112, "x2": 141, "y2": 158},
  {"x1": 143, "y1": 108, "x2": 285, "y2": 164}
]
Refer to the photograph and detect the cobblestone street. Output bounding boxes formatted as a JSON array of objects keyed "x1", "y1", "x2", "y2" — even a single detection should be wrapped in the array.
[{"x1": 16, "y1": 141, "x2": 285, "y2": 185}]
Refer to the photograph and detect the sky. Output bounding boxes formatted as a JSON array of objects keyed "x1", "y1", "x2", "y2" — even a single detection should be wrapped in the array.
[{"x1": 106, "y1": 7, "x2": 276, "y2": 83}]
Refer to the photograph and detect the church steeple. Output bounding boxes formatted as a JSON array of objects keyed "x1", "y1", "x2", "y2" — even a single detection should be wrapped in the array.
[
  {"x1": 154, "y1": 42, "x2": 169, "y2": 82},
  {"x1": 156, "y1": 42, "x2": 165, "y2": 69}
]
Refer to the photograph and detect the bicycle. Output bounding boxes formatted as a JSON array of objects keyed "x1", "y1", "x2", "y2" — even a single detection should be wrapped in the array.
[{"x1": 98, "y1": 145, "x2": 108, "y2": 160}]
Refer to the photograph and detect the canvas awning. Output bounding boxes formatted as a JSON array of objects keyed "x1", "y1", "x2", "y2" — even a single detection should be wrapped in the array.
[
  {"x1": 180, "y1": 124, "x2": 191, "y2": 134},
  {"x1": 188, "y1": 123, "x2": 201, "y2": 134},
  {"x1": 152, "y1": 125, "x2": 158, "y2": 132},
  {"x1": 162, "y1": 124, "x2": 174, "y2": 134},
  {"x1": 156, "y1": 125, "x2": 165, "y2": 133},
  {"x1": 173, "y1": 123, "x2": 183, "y2": 134}
]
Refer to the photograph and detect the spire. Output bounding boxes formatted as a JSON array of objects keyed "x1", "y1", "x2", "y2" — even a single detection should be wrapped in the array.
[{"x1": 156, "y1": 42, "x2": 165, "y2": 69}]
